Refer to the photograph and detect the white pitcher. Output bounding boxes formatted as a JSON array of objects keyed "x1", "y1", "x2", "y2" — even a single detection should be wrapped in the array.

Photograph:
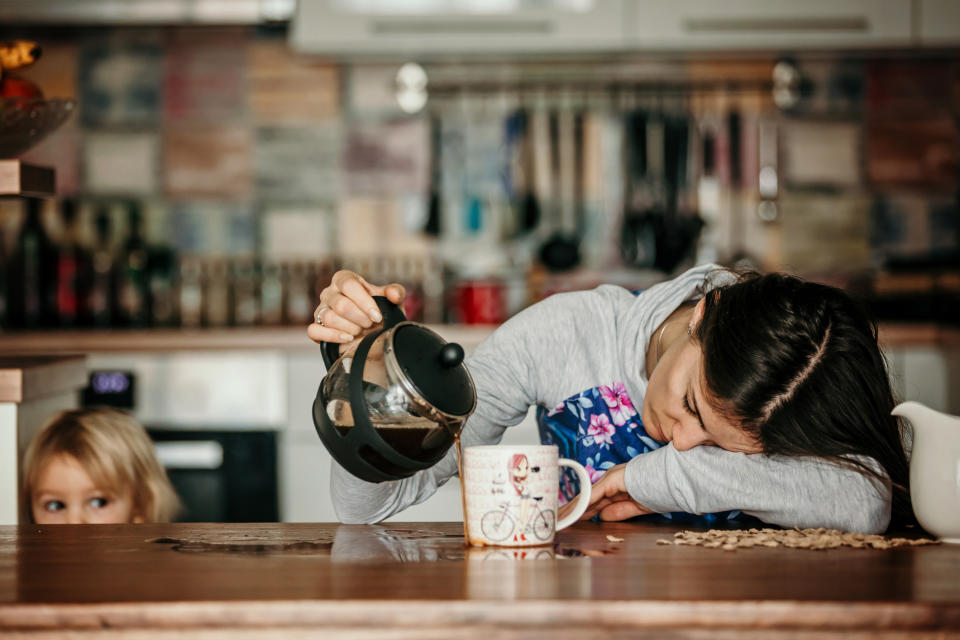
[{"x1": 892, "y1": 401, "x2": 960, "y2": 543}]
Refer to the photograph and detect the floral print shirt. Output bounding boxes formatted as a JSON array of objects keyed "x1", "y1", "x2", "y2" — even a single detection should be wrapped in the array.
[{"x1": 538, "y1": 382, "x2": 741, "y2": 524}]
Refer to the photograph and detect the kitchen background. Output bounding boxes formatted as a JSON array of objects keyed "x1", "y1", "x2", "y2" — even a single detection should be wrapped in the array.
[{"x1": 0, "y1": 0, "x2": 958, "y2": 524}]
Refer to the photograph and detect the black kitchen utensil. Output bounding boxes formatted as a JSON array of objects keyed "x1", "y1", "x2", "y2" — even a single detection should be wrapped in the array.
[
  {"x1": 517, "y1": 109, "x2": 541, "y2": 234},
  {"x1": 619, "y1": 109, "x2": 658, "y2": 269},
  {"x1": 653, "y1": 116, "x2": 703, "y2": 273},
  {"x1": 423, "y1": 114, "x2": 442, "y2": 236},
  {"x1": 538, "y1": 109, "x2": 582, "y2": 271},
  {"x1": 505, "y1": 108, "x2": 540, "y2": 237}
]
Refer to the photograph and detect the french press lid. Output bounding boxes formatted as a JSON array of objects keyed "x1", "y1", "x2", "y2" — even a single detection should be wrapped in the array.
[
  {"x1": 313, "y1": 297, "x2": 476, "y2": 483},
  {"x1": 389, "y1": 323, "x2": 475, "y2": 418}
]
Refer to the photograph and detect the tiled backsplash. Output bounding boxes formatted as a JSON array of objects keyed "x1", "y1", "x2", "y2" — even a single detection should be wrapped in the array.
[{"x1": 1, "y1": 24, "x2": 958, "y2": 328}]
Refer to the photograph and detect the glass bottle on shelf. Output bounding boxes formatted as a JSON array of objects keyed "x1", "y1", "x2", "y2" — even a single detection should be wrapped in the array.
[
  {"x1": 147, "y1": 246, "x2": 177, "y2": 327},
  {"x1": 231, "y1": 257, "x2": 259, "y2": 327},
  {"x1": 54, "y1": 198, "x2": 89, "y2": 328},
  {"x1": 284, "y1": 261, "x2": 313, "y2": 326},
  {"x1": 178, "y1": 257, "x2": 203, "y2": 329},
  {"x1": 312, "y1": 259, "x2": 333, "y2": 306},
  {"x1": 203, "y1": 259, "x2": 230, "y2": 327},
  {"x1": 398, "y1": 256, "x2": 425, "y2": 322},
  {"x1": 87, "y1": 205, "x2": 115, "y2": 328},
  {"x1": 11, "y1": 198, "x2": 55, "y2": 329},
  {"x1": 260, "y1": 261, "x2": 284, "y2": 326},
  {"x1": 116, "y1": 201, "x2": 149, "y2": 327}
]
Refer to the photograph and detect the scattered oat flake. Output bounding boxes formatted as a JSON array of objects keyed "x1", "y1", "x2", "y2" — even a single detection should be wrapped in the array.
[
  {"x1": 655, "y1": 528, "x2": 940, "y2": 551},
  {"x1": 606, "y1": 535, "x2": 625, "y2": 542}
]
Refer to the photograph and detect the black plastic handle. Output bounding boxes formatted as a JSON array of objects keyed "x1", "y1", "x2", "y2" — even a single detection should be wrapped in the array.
[{"x1": 320, "y1": 295, "x2": 407, "y2": 370}]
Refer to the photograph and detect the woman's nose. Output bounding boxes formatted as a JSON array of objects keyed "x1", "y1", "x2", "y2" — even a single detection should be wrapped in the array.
[{"x1": 671, "y1": 422, "x2": 709, "y2": 451}]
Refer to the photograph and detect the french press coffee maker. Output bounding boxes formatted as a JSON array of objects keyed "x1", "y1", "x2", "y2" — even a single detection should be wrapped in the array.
[{"x1": 313, "y1": 297, "x2": 476, "y2": 483}]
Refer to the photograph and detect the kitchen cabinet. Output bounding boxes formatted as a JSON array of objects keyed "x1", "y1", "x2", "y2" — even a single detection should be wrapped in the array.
[
  {"x1": 626, "y1": 0, "x2": 913, "y2": 50},
  {"x1": 290, "y1": 0, "x2": 919, "y2": 55},
  {"x1": 917, "y1": 0, "x2": 960, "y2": 45},
  {"x1": 290, "y1": 0, "x2": 627, "y2": 55}
]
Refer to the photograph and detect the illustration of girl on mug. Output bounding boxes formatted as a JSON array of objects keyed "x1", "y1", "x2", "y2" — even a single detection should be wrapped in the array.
[{"x1": 510, "y1": 454, "x2": 532, "y2": 543}]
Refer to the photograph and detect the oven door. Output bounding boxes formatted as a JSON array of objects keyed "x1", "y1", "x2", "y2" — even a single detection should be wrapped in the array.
[{"x1": 150, "y1": 429, "x2": 279, "y2": 523}]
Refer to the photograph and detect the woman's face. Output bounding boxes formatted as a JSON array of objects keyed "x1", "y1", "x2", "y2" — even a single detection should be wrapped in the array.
[
  {"x1": 642, "y1": 324, "x2": 762, "y2": 454},
  {"x1": 513, "y1": 458, "x2": 529, "y2": 480},
  {"x1": 31, "y1": 453, "x2": 143, "y2": 524}
]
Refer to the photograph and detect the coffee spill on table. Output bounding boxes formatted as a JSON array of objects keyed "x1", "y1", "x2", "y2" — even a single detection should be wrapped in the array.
[
  {"x1": 454, "y1": 433, "x2": 469, "y2": 546},
  {"x1": 149, "y1": 537, "x2": 332, "y2": 555},
  {"x1": 553, "y1": 544, "x2": 616, "y2": 558}
]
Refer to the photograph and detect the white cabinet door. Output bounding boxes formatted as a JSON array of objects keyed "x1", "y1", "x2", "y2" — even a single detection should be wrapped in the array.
[
  {"x1": 917, "y1": 0, "x2": 960, "y2": 45},
  {"x1": 627, "y1": 0, "x2": 912, "y2": 50},
  {"x1": 290, "y1": 0, "x2": 627, "y2": 55}
]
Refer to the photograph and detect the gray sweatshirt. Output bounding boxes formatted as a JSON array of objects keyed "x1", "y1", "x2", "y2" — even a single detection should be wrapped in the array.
[{"x1": 330, "y1": 264, "x2": 891, "y2": 533}]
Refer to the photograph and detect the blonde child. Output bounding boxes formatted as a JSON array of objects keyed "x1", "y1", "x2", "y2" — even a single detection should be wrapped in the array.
[{"x1": 22, "y1": 408, "x2": 180, "y2": 524}]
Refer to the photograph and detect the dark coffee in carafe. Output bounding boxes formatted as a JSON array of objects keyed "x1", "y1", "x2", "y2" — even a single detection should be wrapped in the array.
[{"x1": 334, "y1": 421, "x2": 453, "y2": 470}]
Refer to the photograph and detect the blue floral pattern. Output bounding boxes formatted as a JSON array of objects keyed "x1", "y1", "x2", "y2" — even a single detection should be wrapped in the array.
[{"x1": 537, "y1": 382, "x2": 741, "y2": 524}]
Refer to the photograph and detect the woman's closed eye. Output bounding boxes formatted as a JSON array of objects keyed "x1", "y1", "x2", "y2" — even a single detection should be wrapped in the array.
[{"x1": 684, "y1": 394, "x2": 716, "y2": 445}]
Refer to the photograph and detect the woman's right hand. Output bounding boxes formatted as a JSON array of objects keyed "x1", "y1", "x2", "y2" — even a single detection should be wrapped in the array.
[{"x1": 307, "y1": 270, "x2": 406, "y2": 349}]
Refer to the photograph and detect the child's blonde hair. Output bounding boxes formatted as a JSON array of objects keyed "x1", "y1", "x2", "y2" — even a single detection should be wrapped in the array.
[{"x1": 22, "y1": 408, "x2": 180, "y2": 523}]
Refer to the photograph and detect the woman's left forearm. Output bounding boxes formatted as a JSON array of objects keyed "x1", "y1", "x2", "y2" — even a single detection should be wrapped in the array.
[{"x1": 624, "y1": 444, "x2": 891, "y2": 533}]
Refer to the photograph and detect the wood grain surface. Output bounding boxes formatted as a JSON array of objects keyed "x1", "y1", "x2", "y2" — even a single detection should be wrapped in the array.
[{"x1": 0, "y1": 521, "x2": 958, "y2": 638}]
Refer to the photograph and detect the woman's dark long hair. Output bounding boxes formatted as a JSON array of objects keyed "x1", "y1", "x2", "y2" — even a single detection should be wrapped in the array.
[{"x1": 695, "y1": 271, "x2": 914, "y2": 530}]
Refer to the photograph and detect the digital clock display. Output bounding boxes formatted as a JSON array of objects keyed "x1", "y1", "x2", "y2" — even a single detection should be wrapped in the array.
[{"x1": 83, "y1": 371, "x2": 136, "y2": 409}]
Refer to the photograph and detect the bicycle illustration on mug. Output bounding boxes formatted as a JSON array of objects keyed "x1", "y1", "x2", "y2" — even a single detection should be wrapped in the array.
[{"x1": 480, "y1": 495, "x2": 556, "y2": 542}]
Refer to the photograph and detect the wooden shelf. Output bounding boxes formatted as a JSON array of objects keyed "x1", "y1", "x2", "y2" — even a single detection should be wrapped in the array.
[
  {"x1": 0, "y1": 325, "x2": 498, "y2": 355},
  {"x1": 878, "y1": 323, "x2": 960, "y2": 348},
  {"x1": 0, "y1": 323, "x2": 952, "y2": 356},
  {"x1": 0, "y1": 159, "x2": 55, "y2": 198}
]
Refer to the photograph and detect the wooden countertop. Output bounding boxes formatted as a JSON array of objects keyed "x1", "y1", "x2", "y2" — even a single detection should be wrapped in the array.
[
  {"x1": 0, "y1": 323, "x2": 955, "y2": 355},
  {"x1": 0, "y1": 356, "x2": 86, "y2": 403},
  {"x1": 1, "y1": 521, "x2": 958, "y2": 637}
]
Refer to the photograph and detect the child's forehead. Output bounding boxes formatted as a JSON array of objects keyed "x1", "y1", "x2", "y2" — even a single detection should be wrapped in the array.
[
  {"x1": 35, "y1": 453, "x2": 97, "y2": 491},
  {"x1": 35, "y1": 452, "x2": 120, "y2": 494}
]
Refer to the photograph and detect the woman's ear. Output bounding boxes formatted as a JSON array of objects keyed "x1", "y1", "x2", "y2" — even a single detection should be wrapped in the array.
[
  {"x1": 131, "y1": 512, "x2": 145, "y2": 524},
  {"x1": 690, "y1": 297, "x2": 707, "y2": 330}
]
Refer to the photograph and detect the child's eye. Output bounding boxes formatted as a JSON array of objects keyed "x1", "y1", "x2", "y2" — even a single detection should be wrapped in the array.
[
  {"x1": 89, "y1": 497, "x2": 109, "y2": 509},
  {"x1": 43, "y1": 500, "x2": 65, "y2": 512}
]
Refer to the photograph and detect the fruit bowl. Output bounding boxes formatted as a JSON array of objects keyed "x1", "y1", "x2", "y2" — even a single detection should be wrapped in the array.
[{"x1": 0, "y1": 97, "x2": 76, "y2": 158}]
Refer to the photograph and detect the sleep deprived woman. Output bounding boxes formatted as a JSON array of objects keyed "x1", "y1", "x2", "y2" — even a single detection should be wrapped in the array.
[{"x1": 308, "y1": 264, "x2": 913, "y2": 534}]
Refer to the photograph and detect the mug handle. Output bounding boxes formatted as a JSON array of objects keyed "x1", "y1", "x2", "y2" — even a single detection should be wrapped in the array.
[{"x1": 556, "y1": 458, "x2": 592, "y2": 531}]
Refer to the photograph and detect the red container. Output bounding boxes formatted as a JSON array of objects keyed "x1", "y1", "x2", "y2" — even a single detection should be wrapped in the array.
[{"x1": 456, "y1": 280, "x2": 505, "y2": 325}]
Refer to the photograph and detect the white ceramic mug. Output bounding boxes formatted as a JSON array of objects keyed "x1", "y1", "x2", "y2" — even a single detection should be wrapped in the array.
[{"x1": 463, "y1": 445, "x2": 592, "y2": 547}]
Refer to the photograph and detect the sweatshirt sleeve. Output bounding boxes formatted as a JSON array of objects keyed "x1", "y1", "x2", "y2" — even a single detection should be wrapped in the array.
[
  {"x1": 331, "y1": 290, "x2": 598, "y2": 524},
  {"x1": 622, "y1": 444, "x2": 891, "y2": 534}
]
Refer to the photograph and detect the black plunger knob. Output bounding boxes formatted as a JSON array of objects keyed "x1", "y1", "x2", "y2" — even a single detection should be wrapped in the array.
[{"x1": 438, "y1": 343, "x2": 465, "y2": 368}]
